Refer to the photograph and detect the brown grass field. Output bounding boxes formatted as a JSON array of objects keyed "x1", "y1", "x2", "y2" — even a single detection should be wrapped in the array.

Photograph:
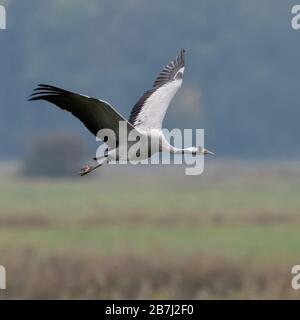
[{"x1": 0, "y1": 161, "x2": 300, "y2": 299}]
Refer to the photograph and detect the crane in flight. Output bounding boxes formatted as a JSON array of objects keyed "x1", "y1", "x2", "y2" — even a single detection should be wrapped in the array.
[{"x1": 29, "y1": 49, "x2": 214, "y2": 176}]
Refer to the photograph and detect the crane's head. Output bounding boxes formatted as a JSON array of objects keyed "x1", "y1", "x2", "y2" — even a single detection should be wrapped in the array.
[{"x1": 196, "y1": 146, "x2": 215, "y2": 156}]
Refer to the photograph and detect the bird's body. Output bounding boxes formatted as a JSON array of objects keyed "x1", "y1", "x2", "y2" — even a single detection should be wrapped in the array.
[
  {"x1": 104, "y1": 129, "x2": 196, "y2": 162},
  {"x1": 113, "y1": 130, "x2": 161, "y2": 161},
  {"x1": 29, "y1": 49, "x2": 214, "y2": 175}
]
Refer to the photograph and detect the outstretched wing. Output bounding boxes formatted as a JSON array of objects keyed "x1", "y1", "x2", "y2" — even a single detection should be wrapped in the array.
[
  {"x1": 129, "y1": 49, "x2": 185, "y2": 130},
  {"x1": 29, "y1": 84, "x2": 134, "y2": 147}
]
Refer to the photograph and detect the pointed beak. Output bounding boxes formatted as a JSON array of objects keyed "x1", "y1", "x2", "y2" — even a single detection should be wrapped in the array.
[{"x1": 204, "y1": 148, "x2": 215, "y2": 156}]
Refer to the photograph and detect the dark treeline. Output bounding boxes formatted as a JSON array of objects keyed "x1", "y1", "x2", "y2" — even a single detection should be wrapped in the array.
[{"x1": 0, "y1": 0, "x2": 299, "y2": 159}]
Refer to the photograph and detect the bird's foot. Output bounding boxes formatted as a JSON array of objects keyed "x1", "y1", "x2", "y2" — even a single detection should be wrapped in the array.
[{"x1": 79, "y1": 164, "x2": 94, "y2": 176}]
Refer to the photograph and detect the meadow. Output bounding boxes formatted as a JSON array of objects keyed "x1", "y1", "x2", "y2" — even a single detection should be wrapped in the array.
[{"x1": 0, "y1": 161, "x2": 300, "y2": 299}]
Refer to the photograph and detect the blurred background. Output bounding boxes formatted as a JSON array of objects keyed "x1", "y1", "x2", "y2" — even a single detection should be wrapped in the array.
[{"x1": 0, "y1": 0, "x2": 300, "y2": 298}]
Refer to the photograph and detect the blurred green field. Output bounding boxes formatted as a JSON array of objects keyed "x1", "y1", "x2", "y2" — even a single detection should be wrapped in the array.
[{"x1": 0, "y1": 162, "x2": 300, "y2": 298}]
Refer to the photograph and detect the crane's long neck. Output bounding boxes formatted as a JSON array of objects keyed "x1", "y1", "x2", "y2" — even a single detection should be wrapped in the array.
[
  {"x1": 159, "y1": 134, "x2": 198, "y2": 155},
  {"x1": 169, "y1": 146, "x2": 197, "y2": 155}
]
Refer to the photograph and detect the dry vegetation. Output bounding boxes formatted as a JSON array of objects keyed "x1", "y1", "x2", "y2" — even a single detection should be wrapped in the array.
[
  {"x1": 0, "y1": 250, "x2": 297, "y2": 299},
  {"x1": 0, "y1": 161, "x2": 300, "y2": 299}
]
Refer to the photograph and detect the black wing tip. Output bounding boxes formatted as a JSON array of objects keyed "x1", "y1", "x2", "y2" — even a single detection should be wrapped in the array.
[
  {"x1": 28, "y1": 96, "x2": 46, "y2": 102},
  {"x1": 28, "y1": 83, "x2": 67, "y2": 101},
  {"x1": 28, "y1": 86, "x2": 40, "y2": 101},
  {"x1": 178, "y1": 48, "x2": 185, "y2": 66}
]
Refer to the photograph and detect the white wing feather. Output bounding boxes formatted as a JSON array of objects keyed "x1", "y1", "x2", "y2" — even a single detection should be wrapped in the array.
[
  {"x1": 129, "y1": 49, "x2": 185, "y2": 130},
  {"x1": 134, "y1": 77, "x2": 183, "y2": 130}
]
